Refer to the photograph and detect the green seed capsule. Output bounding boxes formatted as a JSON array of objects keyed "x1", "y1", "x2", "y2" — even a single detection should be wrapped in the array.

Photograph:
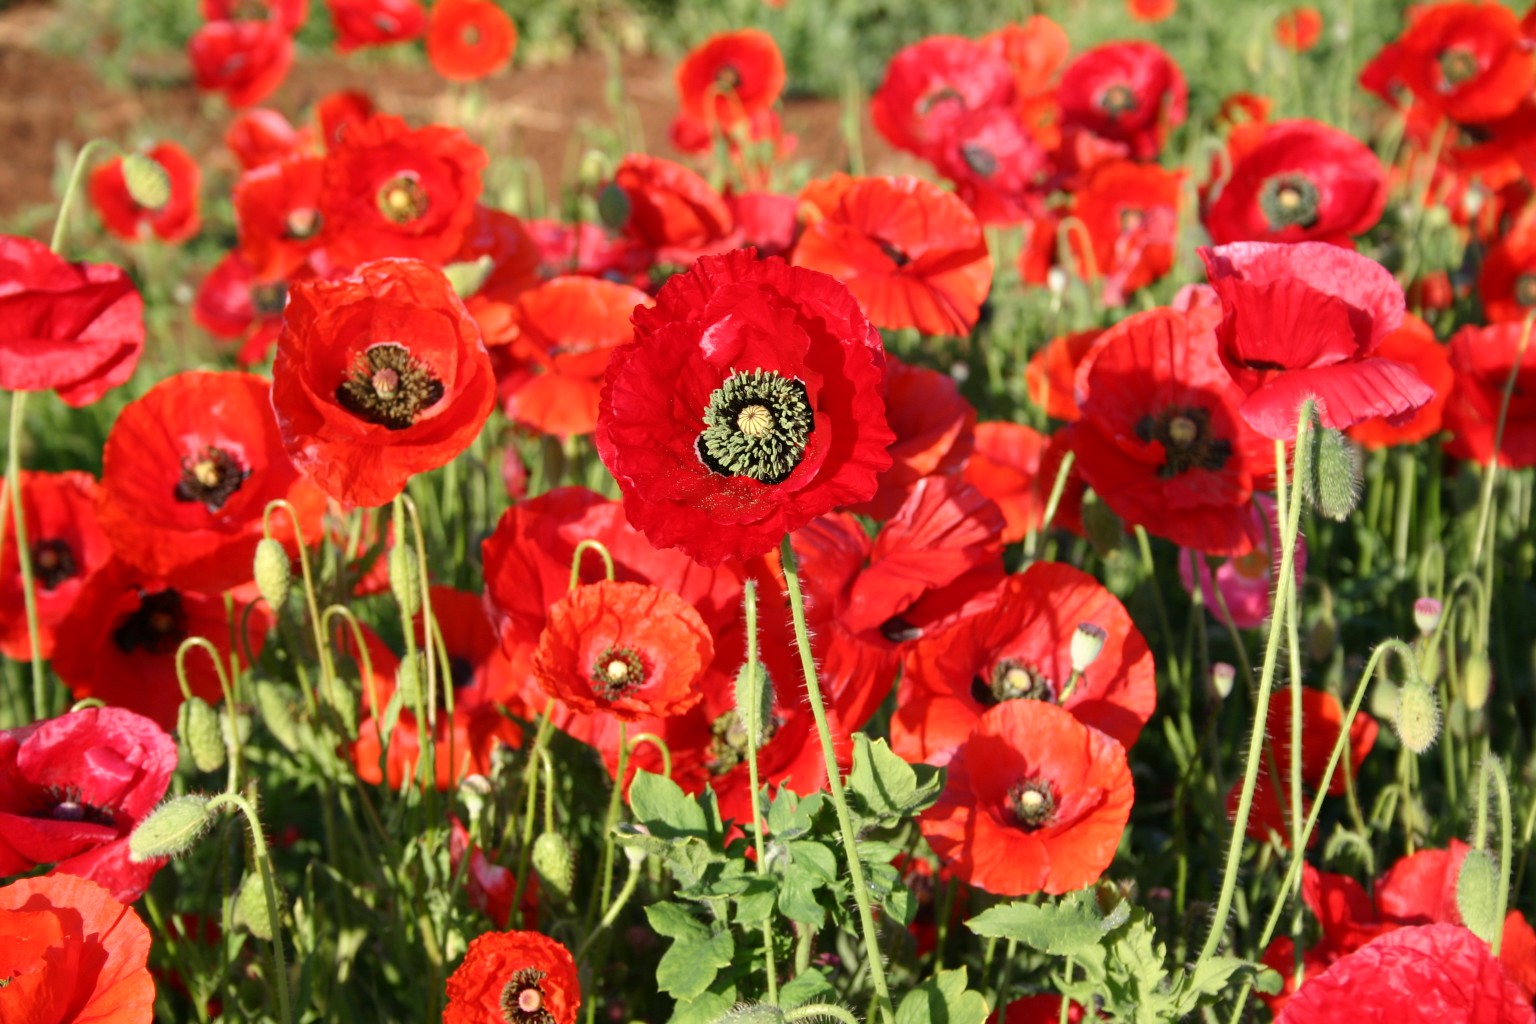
[
  {"x1": 129, "y1": 795, "x2": 214, "y2": 862},
  {"x1": 253, "y1": 538, "x2": 291, "y2": 611},
  {"x1": 1394, "y1": 677, "x2": 1441, "y2": 754},
  {"x1": 532, "y1": 831, "x2": 575, "y2": 900},
  {"x1": 233, "y1": 871, "x2": 276, "y2": 941},
  {"x1": 389, "y1": 543, "x2": 421, "y2": 618},
  {"x1": 1455, "y1": 849, "x2": 1499, "y2": 946},
  {"x1": 121, "y1": 153, "x2": 171, "y2": 211},
  {"x1": 179, "y1": 696, "x2": 226, "y2": 774},
  {"x1": 1463, "y1": 651, "x2": 1492, "y2": 713}
]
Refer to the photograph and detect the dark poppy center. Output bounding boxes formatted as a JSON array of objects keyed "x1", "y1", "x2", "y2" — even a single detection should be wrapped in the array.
[
  {"x1": 1136, "y1": 406, "x2": 1232, "y2": 478},
  {"x1": 1515, "y1": 273, "x2": 1536, "y2": 308},
  {"x1": 1119, "y1": 208, "x2": 1146, "y2": 233},
  {"x1": 29, "y1": 539, "x2": 78, "y2": 590},
  {"x1": 252, "y1": 281, "x2": 288, "y2": 317},
  {"x1": 697, "y1": 369, "x2": 813, "y2": 484},
  {"x1": 174, "y1": 445, "x2": 249, "y2": 513},
  {"x1": 460, "y1": 24, "x2": 483, "y2": 46},
  {"x1": 972, "y1": 658, "x2": 1057, "y2": 707},
  {"x1": 715, "y1": 64, "x2": 743, "y2": 94},
  {"x1": 881, "y1": 615, "x2": 923, "y2": 644},
  {"x1": 876, "y1": 238, "x2": 911, "y2": 268},
  {"x1": 1099, "y1": 84, "x2": 1138, "y2": 117},
  {"x1": 917, "y1": 86, "x2": 964, "y2": 116},
  {"x1": 1007, "y1": 778, "x2": 1058, "y2": 830},
  {"x1": 706, "y1": 709, "x2": 779, "y2": 776},
  {"x1": 960, "y1": 142, "x2": 998, "y2": 178},
  {"x1": 499, "y1": 968, "x2": 554, "y2": 1024},
  {"x1": 1438, "y1": 47, "x2": 1480, "y2": 88},
  {"x1": 336, "y1": 343, "x2": 446, "y2": 430},
  {"x1": 1259, "y1": 174, "x2": 1321, "y2": 231},
  {"x1": 35, "y1": 786, "x2": 115, "y2": 827},
  {"x1": 377, "y1": 173, "x2": 431, "y2": 224},
  {"x1": 590, "y1": 646, "x2": 646, "y2": 699},
  {"x1": 285, "y1": 208, "x2": 322, "y2": 241},
  {"x1": 113, "y1": 589, "x2": 189, "y2": 656}
]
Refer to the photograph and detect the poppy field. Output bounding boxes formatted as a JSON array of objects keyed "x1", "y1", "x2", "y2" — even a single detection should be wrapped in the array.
[{"x1": 4, "y1": 0, "x2": 1536, "y2": 1020}]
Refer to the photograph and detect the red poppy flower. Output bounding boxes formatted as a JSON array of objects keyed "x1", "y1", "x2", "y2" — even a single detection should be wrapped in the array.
[
  {"x1": 0, "y1": 707, "x2": 177, "y2": 903},
  {"x1": 1275, "y1": 7, "x2": 1324, "y2": 51},
  {"x1": 88, "y1": 141, "x2": 202, "y2": 244},
  {"x1": 316, "y1": 89, "x2": 376, "y2": 148},
  {"x1": 1216, "y1": 91, "x2": 1273, "y2": 130},
  {"x1": 1199, "y1": 242, "x2": 1435, "y2": 439},
  {"x1": 983, "y1": 18, "x2": 1068, "y2": 142},
  {"x1": 427, "y1": 0, "x2": 516, "y2": 82},
  {"x1": 317, "y1": 114, "x2": 486, "y2": 269},
  {"x1": 893, "y1": 561, "x2": 1155, "y2": 768},
  {"x1": 850, "y1": 355, "x2": 975, "y2": 520},
  {"x1": 497, "y1": 276, "x2": 650, "y2": 439},
  {"x1": 1396, "y1": 3, "x2": 1534, "y2": 125},
  {"x1": 235, "y1": 154, "x2": 327, "y2": 282},
  {"x1": 1128, "y1": 0, "x2": 1175, "y2": 23},
  {"x1": 870, "y1": 36, "x2": 1018, "y2": 158},
  {"x1": 201, "y1": 0, "x2": 309, "y2": 30},
  {"x1": 1202, "y1": 120, "x2": 1387, "y2": 246},
  {"x1": 1346, "y1": 314, "x2": 1452, "y2": 449},
  {"x1": 325, "y1": 0, "x2": 425, "y2": 52},
  {"x1": 610, "y1": 154, "x2": 734, "y2": 253},
  {"x1": 51, "y1": 560, "x2": 268, "y2": 730},
  {"x1": 1443, "y1": 321, "x2": 1536, "y2": 467},
  {"x1": 193, "y1": 253, "x2": 290, "y2": 367},
  {"x1": 791, "y1": 175, "x2": 993, "y2": 337},
  {"x1": 445, "y1": 930, "x2": 581, "y2": 1024},
  {"x1": 929, "y1": 105, "x2": 1052, "y2": 226},
  {"x1": 1277, "y1": 924, "x2": 1534, "y2": 1024},
  {"x1": 1025, "y1": 329, "x2": 1103, "y2": 422},
  {"x1": 448, "y1": 819, "x2": 538, "y2": 930},
  {"x1": 919, "y1": 699, "x2": 1134, "y2": 896},
  {"x1": 0, "y1": 235, "x2": 143, "y2": 407},
  {"x1": 189, "y1": 18, "x2": 293, "y2": 108},
  {"x1": 1067, "y1": 305, "x2": 1274, "y2": 555},
  {"x1": 0, "y1": 471, "x2": 111, "y2": 661},
  {"x1": 226, "y1": 108, "x2": 309, "y2": 170},
  {"x1": 994, "y1": 997, "x2": 1088, "y2": 1024},
  {"x1": 1058, "y1": 41, "x2": 1188, "y2": 162},
  {"x1": 596, "y1": 250, "x2": 894, "y2": 565},
  {"x1": 533, "y1": 581, "x2": 713, "y2": 721},
  {"x1": 272, "y1": 258, "x2": 497, "y2": 507},
  {"x1": 675, "y1": 30, "x2": 786, "y2": 136},
  {"x1": 1068, "y1": 159, "x2": 1183, "y2": 303},
  {"x1": 0, "y1": 874, "x2": 155, "y2": 1021},
  {"x1": 97, "y1": 371, "x2": 326, "y2": 593},
  {"x1": 963, "y1": 422, "x2": 1077, "y2": 543},
  {"x1": 523, "y1": 218, "x2": 649, "y2": 286},
  {"x1": 1478, "y1": 210, "x2": 1536, "y2": 323}
]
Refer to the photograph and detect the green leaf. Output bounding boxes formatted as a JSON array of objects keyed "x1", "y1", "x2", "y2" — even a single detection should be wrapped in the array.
[
  {"x1": 654, "y1": 924, "x2": 735, "y2": 1001},
  {"x1": 647, "y1": 902, "x2": 708, "y2": 941},
  {"x1": 787, "y1": 841, "x2": 838, "y2": 883},
  {"x1": 667, "y1": 991, "x2": 736, "y2": 1024},
  {"x1": 844, "y1": 736, "x2": 945, "y2": 832},
  {"x1": 777, "y1": 968, "x2": 837, "y2": 1010},
  {"x1": 778, "y1": 871, "x2": 827, "y2": 928},
  {"x1": 629, "y1": 771, "x2": 710, "y2": 841},
  {"x1": 767, "y1": 787, "x2": 826, "y2": 840},
  {"x1": 964, "y1": 889, "x2": 1105, "y2": 958},
  {"x1": 894, "y1": 968, "x2": 990, "y2": 1024}
]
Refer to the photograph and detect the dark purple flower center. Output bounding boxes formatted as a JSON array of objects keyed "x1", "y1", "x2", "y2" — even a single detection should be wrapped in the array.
[
  {"x1": 1136, "y1": 406, "x2": 1232, "y2": 477},
  {"x1": 29, "y1": 539, "x2": 78, "y2": 590},
  {"x1": 336, "y1": 343, "x2": 445, "y2": 430},
  {"x1": 1098, "y1": 83, "x2": 1138, "y2": 117},
  {"x1": 285, "y1": 208, "x2": 322, "y2": 241},
  {"x1": 715, "y1": 63, "x2": 743, "y2": 94},
  {"x1": 590, "y1": 646, "x2": 646, "y2": 699},
  {"x1": 113, "y1": 589, "x2": 189, "y2": 656},
  {"x1": 706, "y1": 709, "x2": 780, "y2": 776},
  {"x1": 252, "y1": 281, "x2": 289, "y2": 317},
  {"x1": 1007, "y1": 778, "x2": 1058, "y2": 830},
  {"x1": 973, "y1": 657, "x2": 1057, "y2": 706},
  {"x1": 174, "y1": 445, "x2": 248, "y2": 513},
  {"x1": 376, "y1": 173, "x2": 431, "y2": 224},
  {"x1": 500, "y1": 967, "x2": 554, "y2": 1024},
  {"x1": 1438, "y1": 47, "x2": 1480, "y2": 88},
  {"x1": 34, "y1": 785, "x2": 116, "y2": 827},
  {"x1": 1259, "y1": 174, "x2": 1322, "y2": 231},
  {"x1": 960, "y1": 142, "x2": 998, "y2": 178},
  {"x1": 1515, "y1": 273, "x2": 1536, "y2": 308}
]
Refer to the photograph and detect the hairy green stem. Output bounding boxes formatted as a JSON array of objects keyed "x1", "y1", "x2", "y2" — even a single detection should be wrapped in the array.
[
  {"x1": 741, "y1": 579, "x2": 780, "y2": 1003},
  {"x1": 207, "y1": 792, "x2": 292, "y2": 1024}
]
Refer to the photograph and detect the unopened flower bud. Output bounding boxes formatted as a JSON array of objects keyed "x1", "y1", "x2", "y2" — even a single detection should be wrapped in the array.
[
  {"x1": 130, "y1": 795, "x2": 215, "y2": 862},
  {"x1": 441, "y1": 255, "x2": 493, "y2": 299},
  {"x1": 711, "y1": 1003, "x2": 788, "y2": 1024},
  {"x1": 1456, "y1": 849, "x2": 1500, "y2": 946},
  {"x1": 1395, "y1": 677, "x2": 1441, "y2": 754},
  {"x1": 458, "y1": 773, "x2": 492, "y2": 820},
  {"x1": 1413, "y1": 597, "x2": 1443, "y2": 637},
  {"x1": 1308, "y1": 616, "x2": 1337, "y2": 664},
  {"x1": 733, "y1": 659, "x2": 773, "y2": 748},
  {"x1": 121, "y1": 152, "x2": 171, "y2": 211},
  {"x1": 253, "y1": 538, "x2": 291, "y2": 611},
  {"x1": 1070, "y1": 623, "x2": 1108, "y2": 673},
  {"x1": 1211, "y1": 662, "x2": 1237, "y2": 700},
  {"x1": 1463, "y1": 651, "x2": 1492, "y2": 713},
  {"x1": 1303, "y1": 426, "x2": 1364, "y2": 522},
  {"x1": 396, "y1": 652, "x2": 424, "y2": 707},
  {"x1": 233, "y1": 871, "x2": 276, "y2": 941},
  {"x1": 253, "y1": 678, "x2": 302, "y2": 752},
  {"x1": 532, "y1": 831, "x2": 575, "y2": 900},
  {"x1": 597, "y1": 182, "x2": 631, "y2": 231},
  {"x1": 389, "y1": 542, "x2": 421, "y2": 618},
  {"x1": 178, "y1": 696, "x2": 226, "y2": 774}
]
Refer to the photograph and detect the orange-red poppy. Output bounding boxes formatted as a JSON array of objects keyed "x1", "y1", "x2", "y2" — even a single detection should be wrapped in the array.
[
  {"x1": 1024, "y1": 328, "x2": 1103, "y2": 422},
  {"x1": 1275, "y1": 7, "x2": 1324, "y2": 51},
  {"x1": 427, "y1": 0, "x2": 516, "y2": 82},
  {"x1": 1346, "y1": 314, "x2": 1452, "y2": 449},
  {"x1": 1128, "y1": 0, "x2": 1176, "y2": 23},
  {"x1": 446, "y1": 930, "x2": 581, "y2": 1024},
  {"x1": 674, "y1": 29, "x2": 786, "y2": 136}
]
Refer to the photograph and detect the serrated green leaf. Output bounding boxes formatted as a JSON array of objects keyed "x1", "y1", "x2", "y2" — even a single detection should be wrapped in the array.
[
  {"x1": 884, "y1": 884, "x2": 916, "y2": 926},
  {"x1": 845, "y1": 736, "x2": 945, "y2": 832},
  {"x1": 767, "y1": 787, "x2": 826, "y2": 840},
  {"x1": 894, "y1": 968, "x2": 989, "y2": 1024},
  {"x1": 647, "y1": 901, "x2": 708, "y2": 940},
  {"x1": 787, "y1": 841, "x2": 838, "y2": 883},
  {"x1": 777, "y1": 969, "x2": 837, "y2": 1010},
  {"x1": 778, "y1": 871, "x2": 826, "y2": 928},
  {"x1": 667, "y1": 991, "x2": 736, "y2": 1024},
  {"x1": 733, "y1": 883, "x2": 778, "y2": 925},
  {"x1": 964, "y1": 889, "x2": 1105, "y2": 957},
  {"x1": 655, "y1": 928, "x2": 734, "y2": 1001},
  {"x1": 629, "y1": 771, "x2": 710, "y2": 840}
]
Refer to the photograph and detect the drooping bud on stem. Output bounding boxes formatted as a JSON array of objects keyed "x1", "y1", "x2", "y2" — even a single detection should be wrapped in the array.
[
  {"x1": 1463, "y1": 650, "x2": 1492, "y2": 713},
  {"x1": 1395, "y1": 675, "x2": 1441, "y2": 754},
  {"x1": 178, "y1": 695, "x2": 226, "y2": 774},
  {"x1": 1211, "y1": 662, "x2": 1237, "y2": 700},
  {"x1": 532, "y1": 831, "x2": 576, "y2": 900},
  {"x1": 1456, "y1": 849, "x2": 1500, "y2": 946},
  {"x1": 234, "y1": 871, "x2": 277, "y2": 940},
  {"x1": 121, "y1": 153, "x2": 171, "y2": 211},
  {"x1": 254, "y1": 537, "x2": 292, "y2": 611},
  {"x1": 1412, "y1": 597, "x2": 1443, "y2": 637},
  {"x1": 1302, "y1": 424, "x2": 1364, "y2": 521},
  {"x1": 129, "y1": 795, "x2": 215, "y2": 862}
]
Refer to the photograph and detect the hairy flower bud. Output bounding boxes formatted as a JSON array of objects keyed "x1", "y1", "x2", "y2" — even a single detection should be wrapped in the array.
[
  {"x1": 130, "y1": 795, "x2": 215, "y2": 862},
  {"x1": 711, "y1": 1004, "x2": 788, "y2": 1024},
  {"x1": 1412, "y1": 597, "x2": 1443, "y2": 637},
  {"x1": 121, "y1": 152, "x2": 172, "y2": 211},
  {"x1": 532, "y1": 831, "x2": 576, "y2": 900},
  {"x1": 1456, "y1": 849, "x2": 1500, "y2": 947},
  {"x1": 178, "y1": 695, "x2": 226, "y2": 774},
  {"x1": 1463, "y1": 651, "x2": 1492, "y2": 713},
  {"x1": 1395, "y1": 677, "x2": 1441, "y2": 754},
  {"x1": 254, "y1": 538, "x2": 292, "y2": 611},
  {"x1": 733, "y1": 660, "x2": 773, "y2": 749},
  {"x1": 389, "y1": 542, "x2": 421, "y2": 618},
  {"x1": 1303, "y1": 426, "x2": 1364, "y2": 521},
  {"x1": 233, "y1": 871, "x2": 276, "y2": 941}
]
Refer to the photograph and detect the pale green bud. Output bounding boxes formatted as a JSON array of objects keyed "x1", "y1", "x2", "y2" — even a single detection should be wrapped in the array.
[
  {"x1": 178, "y1": 696, "x2": 226, "y2": 774},
  {"x1": 1463, "y1": 651, "x2": 1492, "y2": 713},
  {"x1": 233, "y1": 872, "x2": 276, "y2": 941},
  {"x1": 388, "y1": 543, "x2": 421, "y2": 618},
  {"x1": 254, "y1": 538, "x2": 291, "y2": 611},
  {"x1": 532, "y1": 831, "x2": 575, "y2": 900},
  {"x1": 1395, "y1": 677, "x2": 1441, "y2": 754},
  {"x1": 121, "y1": 152, "x2": 171, "y2": 211},
  {"x1": 130, "y1": 795, "x2": 215, "y2": 862},
  {"x1": 1303, "y1": 427, "x2": 1364, "y2": 522}
]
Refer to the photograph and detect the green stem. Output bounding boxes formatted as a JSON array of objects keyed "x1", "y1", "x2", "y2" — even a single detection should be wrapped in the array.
[
  {"x1": 1470, "y1": 314, "x2": 1533, "y2": 568},
  {"x1": 780, "y1": 535, "x2": 894, "y2": 1024},
  {"x1": 741, "y1": 579, "x2": 779, "y2": 1003},
  {"x1": 1025, "y1": 450, "x2": 1076, "y2": 560},
  {"x1": 4, "y1": 393, "x2": 46, "y2": 718},
  {"x1": 207, "y1": 792, "x2": 292, "y2": 1024},
  {"x1": 786, "y1": 1004, "x2": 860, "y2": 1024},
  {"x1": 51, "y1": 138, "x2": 115, "y2": 254}
]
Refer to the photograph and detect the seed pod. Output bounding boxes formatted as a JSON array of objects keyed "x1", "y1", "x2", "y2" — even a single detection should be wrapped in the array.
[
  {"x1": 130, "y1": 795, "x2": 215, "y2": 862},
  {"x1": 121, "y1": 153, "x2": 171, "y2": 211},
  {"x1": 1394, "y1": 677, "x2": 1441, "y2": 754},
  {"x1": 396, "y1": 652, "x2": 425, "y2": 708},
  {"x1": 253, "y1": 538, "x2": 291, "y2": 611},
  {"x1": 733, "y1": 660, "x2": 773, "y2": 749},
  {"x1": 179, "y1": 696, "x2": 226, "y2": 774},
  {"x1": 1412, "y1": 597, "x2": 1443, "y2": 637},
  {"x1": 711, "y1": 1004, "x2": 788, "y2": 1024},
  {"x1": 1463, "y1": 651, "x2": 1492, "y2": 713},
  {"x1": 597, "y1": 181, "x2": 631, "y2": 231},
  {"x1": 1455, "y1": 849, "x2": 1500, "y2": 946},
  {"x1": 1070, "y1": 623, "x2": 1108, "y2": 673},
  {"x1": 532, "y1": 831, "x2": 576, "y2": 900},
  {"x1": 441, "y1": 255, "x2": 493, "y2": 299},
  {"x1": 1211, "y1": 662, "x2": 1237, "y2": 700},
  {"x1": 1303, "y1": 427, "x2": 1364, "y2": 522},
  {"x1": 253, "y1": 678, "x2": 302, "y2": 752},
  {"x1": 233, "y1": 871, "x2": 276, "y2": 941},
  {"x1": 388, "y1": 543, "x2": 421, "y2": 618}
]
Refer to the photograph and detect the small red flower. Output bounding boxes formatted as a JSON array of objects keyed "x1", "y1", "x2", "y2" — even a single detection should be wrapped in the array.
[
  {"x1": 1058, "y1": 41, "x2": 1188, "y2": 161},
  {"x1": 893, "y1": 561, "x2": 1155, "y2": 765},
  {"x1": 1443, "y1": 321, "x2": 1536, "y2": 467},
  {"x1": 0, "y1": 874, "x2": 155, "y2": 1021},
  {"x1": 427, "y1": 0, "x2": 517, "y2": 82},
  {"x1": 534, "y1": 581, "x2": 714, "y2": 721},
  {"x1": 225, "y1": 108, "x2": 308, "y2": 170},
  {"x1": 675, "y1": 30, "x2": 786, "y2": 137},
  {"x1": 0, "y1": 235, "x2": 143, "y2": 407},
  {"x1": 792, "y1": 175, "x2": 993, "y2": 337},
  {"x1": 1025, "y1": 329, "x2": 1103, "y2": 422},
  {"x1": 1275, "y1": 7, "x2": 1324, "y2": 51},
  {"x1": 1277, "y1": 924, "x2": 1534, "y2": 1024},
  {"x1": 919, "y1": 699, "x2": 1134, "y2": 896},
  {"x1": 448, "y1": 819, "x2": 537, "y2": 930},
  {"x1": 610, "y1": 153, "x2": 734, "y2": 253},
  {"x1": 850, "y1": 354, "x2": 975, "y2": 520},
  {"x1": 1067, "y1": 159, "x2": 1183, "y2": 302},
  {"x1": 1128, "y1": 0, "x2": 1176, "y2": 23},
  {"x1": 192, "y1": 253, "x2": 289, "y2": 366},
  {"x1": 445, "y1": 930, "x2": 581, "y2": 1024},
  {"x1": 189, "y1": 17, "x2": 294, "y2": 108},
  {"x1": 870, "y1": 36, "x2": 1018, "y2": 158},
  {"x1": 929, "y1": 106, "x2": 1052, "y2": 226},
  {"x1": 88, "y1": 142, "x2": 202, "y2": 244},
  {"x1": 1345, "y1": 314, "x2": 1452, "y2": 449},
  {"x1": 1396, "y1": 2, "x2": 1534, "y2": 125},
  {"x1": 1199, "y1": 242, "x2": 1435, "y2": 439},
  {"x1": 271, "y1": 258, "x2": 497, "y2": 507},
  {"x1": 235, "y1": 154, "x2": 327, "y2": 282},
  {"x1": 596, "y1": 250, "x2": 894, "y2": 565},
  {"x1": 962, "y1": 422, "x2": 1074, "y2": 543},
  {"x1": 97, "y1": 371, "x2": 326, "y2": 592},
  {"x1": 1478, "y1": 209, "x2": 1536, "y2": 323},
  {"x1": 317, "y1": 114, "x2": 486, "y2": 269},
  {"x1": 325, "y1": 0, "x2": 425, "y2": 52},
  {"x1": 1202, "y1": 120, "x2": 1387, "y2": 246},
  {"x1": 0, "y1": 707, "x2": 177, "y2": 902},
  {"x1": 0, "y1": 471, "x2": 111, "y2": 661}
]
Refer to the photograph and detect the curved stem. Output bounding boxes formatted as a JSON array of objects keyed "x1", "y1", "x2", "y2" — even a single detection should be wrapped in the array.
[
  {"x1": 207, "y1": 792, "x2": 292, "y2": 1024},
  {"x1": 785, "y1": 1005, "x2": 860, "y2": 1024},
  {"x1": 264, "y1": 500, "x2": 331, "y2": 713},
  {"x1": 780, "y1": 535, "x2": 894, "y2": 1024}
]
